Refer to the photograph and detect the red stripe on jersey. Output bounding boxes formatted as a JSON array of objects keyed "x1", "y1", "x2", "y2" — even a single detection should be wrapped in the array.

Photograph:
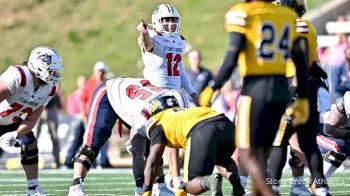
[
  {"x1": 140, "y1": 108, "x2": 151, "y2": 120},
  {"x1": 84, "y1": 85, "x2": 107, "y2": 146},
  {"x1": 316, "y1": 134, "x2": 340, "y2": 152},
  {"x1": 49, "y1": 86, "x2": 57, "y2": 96},
  {"x1": 13, "y1": 65, "x2": 26, "y2": 87},
  {"x1": 118, "y1": 119, "x2": 123, "y2": 138}
]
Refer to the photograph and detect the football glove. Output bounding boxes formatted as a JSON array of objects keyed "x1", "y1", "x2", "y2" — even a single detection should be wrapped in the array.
[
  {"x1": 172, "y1": 176, "x2": 184, "y2": 192},
  {"x1": 199, "y1": 86, "x2": 215, "y2": 107},
  {"x1": 0, "y1": 131, "x2": 19, "y2": 147},
  {"x1": 285, "y1": 98, "x2": 309, "y2": 127}
]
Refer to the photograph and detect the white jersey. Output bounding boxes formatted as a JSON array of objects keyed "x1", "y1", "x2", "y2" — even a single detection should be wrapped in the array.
[
  {"x1": 139, "y1": 30, "x2": 186, "y2": 89},
  {"x1": 0, "y1": 65, "x2": 56, "y2": 125},
  {"x1": 106, "y1": 77, "x2": 190, "y2": 136}
]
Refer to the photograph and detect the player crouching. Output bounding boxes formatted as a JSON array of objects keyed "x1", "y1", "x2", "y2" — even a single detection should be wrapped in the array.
[{"x1": 142, "y1": 95, "x2": 245, "y2": 196}]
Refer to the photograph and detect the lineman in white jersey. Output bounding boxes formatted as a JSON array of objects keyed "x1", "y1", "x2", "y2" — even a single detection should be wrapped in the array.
[
  {"x1": 137, "y1": 3, "x2": 199, "y2": 106},
  {"x1": 0, "y1": 46, "x2": 63, "y2": 196},
  {"x1": 68, "y1": 77, "x2": 189, "y2": 196}
]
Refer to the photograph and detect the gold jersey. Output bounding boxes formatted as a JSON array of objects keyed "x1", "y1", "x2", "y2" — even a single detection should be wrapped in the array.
[
  {"x1": 286, "y1": 19, "x2": 319, "y2": 77},
  {"x1": 225, "y1": 2, "x2": 298, "y2": 77},
  {"x1": 146, "y1": 107, "x2": 220, "y2": 148}
]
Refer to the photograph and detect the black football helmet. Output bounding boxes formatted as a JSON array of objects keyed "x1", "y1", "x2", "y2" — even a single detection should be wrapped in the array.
[
  {"x1": 274, "y1": 0, "x2": 307, "y2": 17},
  {"x1": 151, "y1": 95, "x2": 180, "y2": 115}
]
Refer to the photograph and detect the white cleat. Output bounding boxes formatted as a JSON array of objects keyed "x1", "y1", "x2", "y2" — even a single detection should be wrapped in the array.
[
  {"x1": 134, "y1": 186, "x2": 143, "y2": 196},
  {"x1": 290, "y1": 184, "x2": 311, "y2": 196},
  {"x1": 152, "y1": 183, "x2": 174, "y2": 196},
  {"x1": 27, "y1": 186, "x2": 46, "y2": 196},
  {"x1": 68, "y1": 184, "x2": 87, "y2": 196}
]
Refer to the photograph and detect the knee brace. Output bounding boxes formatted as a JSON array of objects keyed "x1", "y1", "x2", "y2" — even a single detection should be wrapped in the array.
[
  {"x1": 72, "y1": 145, "x2": 97, "y2": 171},
  {"x1": 20, "y1": 133, "x2": 38, "y2": 165},
  {"x1": 322, "y1": 150, "x2": 346, "y2": 168},
  {"x1": 288, "y1": 150, "x2": 304, "y2": 168}
]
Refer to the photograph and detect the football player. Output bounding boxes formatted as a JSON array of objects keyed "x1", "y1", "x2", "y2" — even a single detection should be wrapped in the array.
[
  {"x1": 199, "y1": 0, "x2": 309, "y2": 195},
  {"x1": 137, "y1": 3, "x2": 198, "y2": 106},
  {"x1": 67, "y1": 77, "x2": 190, "y2": 196},
  {"x1": 268, "y1": 1, "x2": 331, "y2": 195},
  {"x1": 315, "y1": 91, "x2": 350, "y2": 189},
  {"x1": 143, "y1": 95, "x2": 245, "y2": 196},
  {"x1": 0, "y1": 46, "x2": 63, "y2": 196}
]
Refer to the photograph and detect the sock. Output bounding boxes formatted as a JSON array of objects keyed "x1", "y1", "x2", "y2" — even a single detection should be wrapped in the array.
[
  {"x1": 155, "y1": 175, "x2": 165, "y2": 184},
  {"x1": 239, "y1": 175, "x2": 247, "y2": 187},
  {"x1": 72, "y1": 177, "x2": 84, "y2": 186},
  {"x1": 229, "y1": 174, "x2": 241, "y2": 187},
  {"x1": 135, "y1": 176, "x2": 144, "y2": 187},
  {"x1": 291, "y1": 176, "x2": 305, "y2": 186},
  {"x1": 27, "y1": 179, "x2": 39, "y2": 190},
  {"x1": 323, "y1": 161, "x2": 338, "y2": 178}
]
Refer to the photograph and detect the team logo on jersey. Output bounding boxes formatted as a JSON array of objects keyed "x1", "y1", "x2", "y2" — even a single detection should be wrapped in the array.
[{"x1": 38, "y1": 53, "x2": 52, "y2": 65}]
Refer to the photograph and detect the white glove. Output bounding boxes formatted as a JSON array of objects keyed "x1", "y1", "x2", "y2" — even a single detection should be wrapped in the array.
[
  {"x1": 125, "y1": 139, "x2": 132, "y2": 155},
  {"x1": 165, "y1": 174, "x2": 173, "y2": 189},
  {"x1": 0, "y1": 131, "x2": 19, "y2": 147},
  {"x1": 172, "y1": 176, "x2": 184, "y2": 192}
]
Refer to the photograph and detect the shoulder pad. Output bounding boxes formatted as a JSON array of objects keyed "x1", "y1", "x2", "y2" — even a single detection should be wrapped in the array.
[
  {"x1": 225, "y1": 10, "x2": 247, "y2": 27},
  {"x1": 296, "y1": 20, "x2": 309, "y2": 33},
  {"x1": 145, "y1": 117, "x2": 158, "y2": 139},
  {"x1": 12, "y1": 65, "x2": 27, "y2": 87},
  {"x1": 343, "y1": 91, "x2": 350, "y2": 118}
]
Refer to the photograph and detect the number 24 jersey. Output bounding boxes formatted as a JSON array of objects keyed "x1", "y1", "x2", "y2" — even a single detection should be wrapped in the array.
[{"x1": 225, "y1": 2, "x2": 299, "y2": 77}]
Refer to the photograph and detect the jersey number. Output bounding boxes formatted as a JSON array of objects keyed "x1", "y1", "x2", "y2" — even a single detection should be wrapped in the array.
[
  {"x1": 0, "y1": 102, "x2": 33, "y2": 122},
  {"x1": 165, "y1": 53, "x2": 181, "y2": 76},
  {"x1": 126, "y1": 80, "x2": 164, "y2": 100},
  {"x1": 258, "y1": 23, "x2": 290, "y2": 61}
]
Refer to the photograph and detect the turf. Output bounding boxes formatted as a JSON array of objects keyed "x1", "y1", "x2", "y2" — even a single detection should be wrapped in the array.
[{"x1": 0, "y1": 168, "x2": 349, "y2": 195}]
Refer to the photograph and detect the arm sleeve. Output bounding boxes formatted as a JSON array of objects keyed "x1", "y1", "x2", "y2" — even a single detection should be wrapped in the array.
[
  {"x1": 180, "y1": 69, "x2": 195, "y2": 95},
  {"x1": 291, "y1": 37, "x2": 309, "y2": 98},
  {"x1": 212, "y1": 32, "x2": 245, "y2": 90},
  {"x1": 0, "y1": 66, "x2": 22, "y2": 94},
  {"x1": 150, "y1": 125, "x2": 167, "y2": 146}
]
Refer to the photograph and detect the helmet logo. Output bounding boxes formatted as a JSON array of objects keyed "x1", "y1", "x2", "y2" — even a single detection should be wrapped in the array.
[
  {"x1": 37, "y1": 53, "x2": 52, "y2": 65},
  {"x1": 166, "y1": 98, "x2": 174, "y2": 106}
]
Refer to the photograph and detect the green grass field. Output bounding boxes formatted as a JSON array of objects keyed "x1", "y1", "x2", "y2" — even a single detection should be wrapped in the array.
[{"x1": 1, "y1": 169, "x2": 349, "y2": 196}]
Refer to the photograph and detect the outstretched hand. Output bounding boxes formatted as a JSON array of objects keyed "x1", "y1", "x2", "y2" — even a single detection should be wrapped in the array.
[{"x1": 137, "y1": 18, "x2": 148, "y2": 33}]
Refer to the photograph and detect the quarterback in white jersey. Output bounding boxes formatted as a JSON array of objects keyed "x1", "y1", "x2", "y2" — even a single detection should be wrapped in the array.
[
  {"x1": 137, "y1": 3, "x2": 199, "y2": 106},
  {"x1": 0, "y1": 46, "x2": 63, "y2": 196},
  {"x1": 69, "y1": 77, "x2": 189, "y2": 196}
]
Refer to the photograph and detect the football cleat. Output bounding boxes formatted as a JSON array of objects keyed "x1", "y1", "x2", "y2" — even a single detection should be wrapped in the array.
[
  {"x1": 27, "y1": 186, "x2": 46, "y2": 196},
  {"x1": 152, "y1": 183, "x2": 174, "y2": 196},
  {"x1": 289, "y1": 183, "x2": 311, "y2": 196},
  {"x1": 134, "y1": 186, "x2": 143, "y2": 196},
  {"x1": 68, "y1": 184, "x2": 87, "y2": 196}
]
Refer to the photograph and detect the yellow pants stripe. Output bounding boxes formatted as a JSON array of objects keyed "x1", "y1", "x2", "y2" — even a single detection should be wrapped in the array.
[
  {"x1": 236, "y1": 96, "x2": 251, "y2": 149},
  {"x1": 183, "y1": 137, "x2": 191, "y2": 182}
]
